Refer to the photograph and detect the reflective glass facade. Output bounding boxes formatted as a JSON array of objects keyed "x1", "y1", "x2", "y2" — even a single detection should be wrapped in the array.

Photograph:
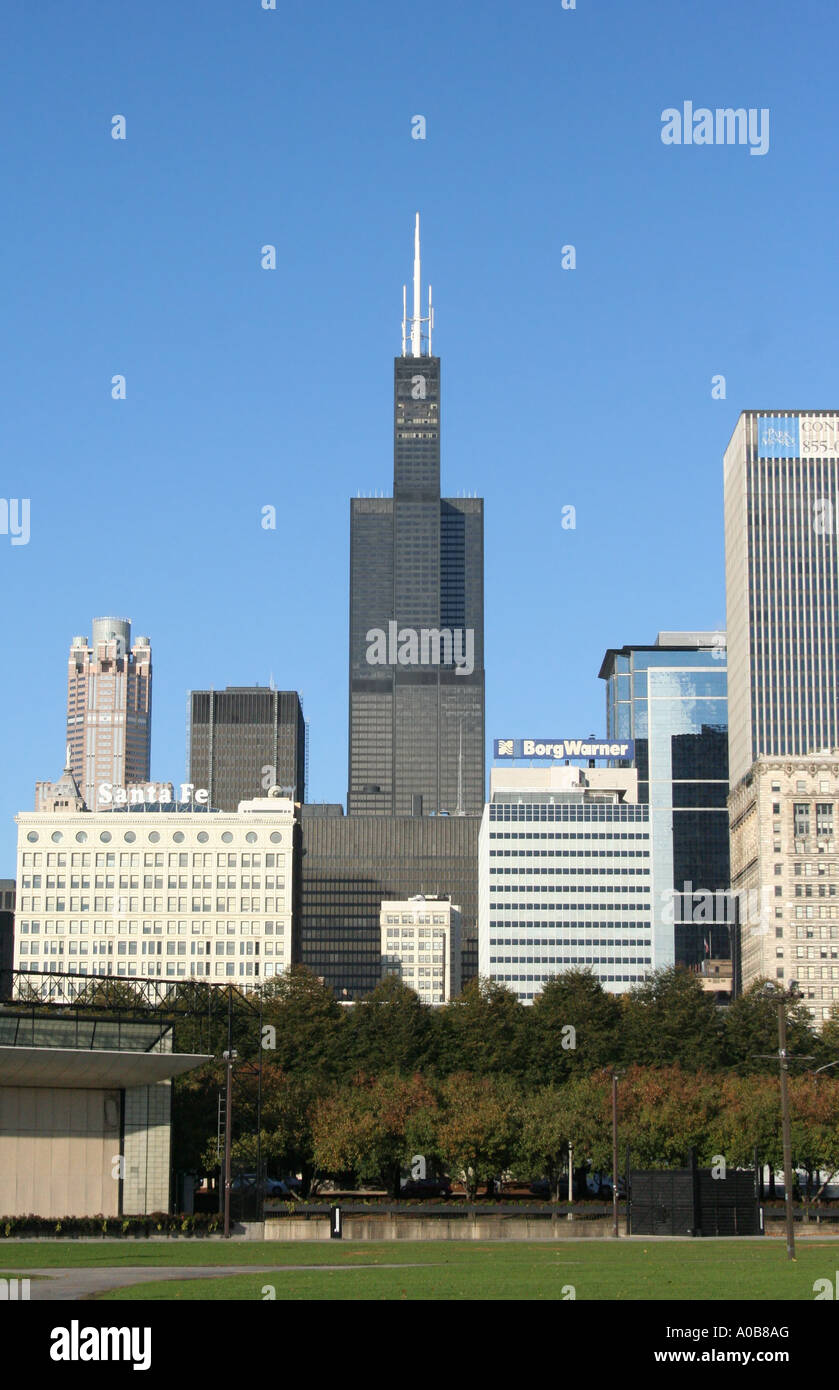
[
  {"x1": 189, "y1": 688, "x2": 305, "y2": 811},
  {"x1": 298, "y1": 809, "x2": 480, "y2": 998},
  {"x1": 600, "y1": 640, "x2": 731, "y2": 969}
]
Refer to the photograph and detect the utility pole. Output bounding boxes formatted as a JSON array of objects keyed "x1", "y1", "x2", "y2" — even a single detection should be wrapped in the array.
[
  {"x1": 756, "y1": 981, "x2": 812, "y2": 1262},
  {"x1": 777, "y1": 996, "x2": 795, "y2": 1261}
]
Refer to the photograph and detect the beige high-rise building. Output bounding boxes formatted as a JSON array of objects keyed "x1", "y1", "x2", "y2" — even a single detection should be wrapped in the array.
[
  {"x1": 729, "y1": 753, "x2": 839, "y2": 1023},
  {"x1": 724, "y1": 411, "x2": 839, "y2": 787},
  {"x1": 37, "y1": 618, "x2": 152, "y2": 812}
]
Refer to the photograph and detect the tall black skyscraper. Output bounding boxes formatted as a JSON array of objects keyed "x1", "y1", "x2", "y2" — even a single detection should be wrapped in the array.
[
  {"x1": 189, "y1": 686, "x2": 306, "y2": 811},
  {"x1": 348, "y1": 216, "x2": 485, "y2": 816}
]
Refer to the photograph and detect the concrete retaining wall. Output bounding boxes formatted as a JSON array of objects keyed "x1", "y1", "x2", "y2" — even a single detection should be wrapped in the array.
[{"x1": 265, "y1": 1216, "x2": 623, "y2": 1241}]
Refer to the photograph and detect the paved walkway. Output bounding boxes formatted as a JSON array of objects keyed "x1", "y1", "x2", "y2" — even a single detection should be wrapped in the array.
[{"x1": 23, "y1": 1263, "x2": 427, "y2": 1301}]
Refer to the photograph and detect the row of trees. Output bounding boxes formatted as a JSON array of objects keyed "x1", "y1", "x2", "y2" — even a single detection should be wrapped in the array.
[
  {"x1": 183, "y1": 1064, "x2": 839, "y2": 1202},
  {"x1": 169, "y1": 965, "x2": 839, "y2": 1082}
]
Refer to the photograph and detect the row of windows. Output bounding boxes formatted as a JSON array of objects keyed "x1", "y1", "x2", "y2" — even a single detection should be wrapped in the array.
[
  {"x1": 21, "y1": 851, "x2": 286, "y2": 868},
  {"x1": 21, "y1": 875, "x2": 285, "y2": 889},
  {"x1": 488, "y1": 919, "x2": 650, "y2": 929},
  {"x1": 491, "y1": 957, "x2": 651, "y2": 966},
  {"x1": 489, "y1": 938, "x2": 651, "y2": 947},
  {"x1": 489, "y1": 849, "x2": 649, "y2": 859},
  {"x1": 489, "y1": 885, "x2": 651, "y2": 895},
  {"x1": 489, "y1": 807, "x2": 648, "y2": 822},
  {"x1": 17, "y1": 920, "x2": 285, "y2": 935},
  {"x1": 383, "y1": 914, "x2": 447, "y2": 925},
  {"x1": 24, "y1": 829, "x2": 287, "y2": 846},
  {"x1": 19, "y1": 961, "x2": 285, "y2": 980},
  {"x1": 19, "y1": 940, "x2": 285, "y2": 957},
  {"x1": 489, "y1": 832, "x2": 649, "y2": 841},
  {"x1": 500, "y1": 974, "x2": 646, "y2": 986},
  {"x1": 490, "y1": 867, "x2": 649, "y2": 877},
  {"x1": 19, "y1": 897, "x2": 286, "y2": 913}
]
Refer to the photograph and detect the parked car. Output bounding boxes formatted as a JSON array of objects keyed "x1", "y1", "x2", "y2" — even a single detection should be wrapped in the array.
[
  {"x1": 400, "y1": 1176, "x2": 452, "y2": 1197},
  {"x1": 231, "y1": 1173, "x2": 301, "y2": 1197}
]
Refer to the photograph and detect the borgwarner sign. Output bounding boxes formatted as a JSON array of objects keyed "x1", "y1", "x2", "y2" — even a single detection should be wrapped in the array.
[{"x1": 494, "y1": 738, "x2": 635, "y2": 760}]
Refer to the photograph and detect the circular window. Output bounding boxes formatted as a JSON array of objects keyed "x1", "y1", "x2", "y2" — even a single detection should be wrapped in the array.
[
  {"x1": 173, "y1": 831, "x2": 185, "y2": 844},
  {"x1": 221, "y1": 832, "x2": 233, "y2": 844},
  {"x1": 26, "y1": 831, "x2": 39, "y2": 843},
  {"x1": 100, "y1": 831, "x2": 112, "y2": 843},
  {"x1": 245, "y1": 831, "x2": 257, "y2": 844},
  {"x1": 148, "y1": 831, "x2": 160, "y2": 844},
  {"x1": 270, "y1": 832, "x2": 283, "y2": 844},
  {"x1": 124, "y1": 831, "x2": 136, "y2": 844},
  {"x1": 197, "y1": 831, "x2": 209, "y2": 844},
  {"x1": 51, "y1": 831, "x2": 63, "y2": 843},
  {"x1": 75, "y1": 831, "x2": 88, "y2": 843}
]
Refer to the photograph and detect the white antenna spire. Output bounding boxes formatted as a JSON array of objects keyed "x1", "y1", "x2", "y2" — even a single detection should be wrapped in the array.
[
  {"x1": 411, "y1": 213, "x2": 422, "y2": 356},
  {"x1": 401, "y1": 212, "x2": 434, "y2": 357}
]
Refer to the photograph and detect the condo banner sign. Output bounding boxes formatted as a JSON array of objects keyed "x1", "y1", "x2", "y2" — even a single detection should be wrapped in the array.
[
  {"x1": 494, "y1": 738, "x2": 634, "y2": 761},
  {"x1": 757, "y1": 415, "x2": 839, "y2": 459}
]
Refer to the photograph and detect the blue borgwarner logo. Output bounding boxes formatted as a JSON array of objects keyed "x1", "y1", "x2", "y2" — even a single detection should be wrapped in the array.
[{"x1": 757, "y1": 416, "x2": 799, "y2": 459}]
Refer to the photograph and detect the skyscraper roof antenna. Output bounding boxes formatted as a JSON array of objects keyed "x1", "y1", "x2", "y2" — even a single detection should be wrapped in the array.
[{"x1": 401, "y1": 212, "x2": 433, "y2": 358}]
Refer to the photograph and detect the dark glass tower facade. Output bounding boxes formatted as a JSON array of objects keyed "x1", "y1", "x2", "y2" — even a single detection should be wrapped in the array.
[
  {"x1": 189, "y1": 687, "x2": 306, "y2": 811},
  {"x1": 599, "y1": 634, "x2": 732, "y2": 972},
  {"x1": 298, "y1": 807, "x2": 480, "y2": 998},
  {"x1": 348, "y1": 220, "x2": 485, "y2": 816}
]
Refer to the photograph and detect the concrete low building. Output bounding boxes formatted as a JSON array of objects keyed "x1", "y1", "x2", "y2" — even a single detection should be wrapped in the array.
[
  {"x1": 0, "y1": 1015, "x2": 209, "y2": 1217},
  {"x1": 380, "y1": 894, "x2": 462, "y2": 1003}
]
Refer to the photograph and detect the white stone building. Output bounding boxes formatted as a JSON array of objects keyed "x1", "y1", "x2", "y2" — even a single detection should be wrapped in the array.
[
  {"x1": 13, "y1": 769, "x2": 296, "y2": 1001},
  {"x1": 380, "y1": 894, "x2": 462, "y2": 1004}
]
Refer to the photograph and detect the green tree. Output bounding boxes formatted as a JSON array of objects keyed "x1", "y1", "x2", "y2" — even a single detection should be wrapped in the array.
[
  {"x1": 311, "y1": 1073, "x2": 437, "y2": 1197},
  {"x1": 259, "y1": 965, "x2": 343, "y2": 1077},
  {"x1": 623, "y1": 967, "x2": 723, "y2": 1068},
  {"x1": 438, "y1": 977, "x2": 526, "y2": 1078},
  {"x1": 434, "y1": 1072, "x2": 519, "y2": 1199},
  {"x1": 722, "y1": 979, "x2": 818, "y2": 1073},
  {"x1": 512, "y1": 1087, "x2": 571, "y2": 1200},
  {"x1": 344, "y1": 976, "x2": 437, "y2": 1075},
  {"x1": 559, "y1": 1071, "x2": 614, "y2": 1174},
  {"x1": 620, "y1": 1065, "x2": 721, "y2": 1167},
  {"x1": 525, "y1": 970, "x2": 623, "y2": 1085},
  {"x1": 226, "y1": 1068, "x2": 331, "y2": 1196}
]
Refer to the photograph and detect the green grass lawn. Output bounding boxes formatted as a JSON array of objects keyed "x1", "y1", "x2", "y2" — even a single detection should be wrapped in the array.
[{"x1": 2, "y1": 1239, "x2": 837, "y2": 1300}]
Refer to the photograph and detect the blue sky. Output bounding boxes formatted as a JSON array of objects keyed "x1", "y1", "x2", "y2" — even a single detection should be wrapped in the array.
[{"x1": 1, "y1": 0, "x2": 837, "y2": 874}]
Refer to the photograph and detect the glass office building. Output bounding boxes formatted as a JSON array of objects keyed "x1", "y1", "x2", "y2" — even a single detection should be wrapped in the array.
[
  {"x1": 298, "y1": 806, "x2": 480, "y2": 998},
  {"x1": 599, "y1": 633, "x2": 731, "y2": 971}
]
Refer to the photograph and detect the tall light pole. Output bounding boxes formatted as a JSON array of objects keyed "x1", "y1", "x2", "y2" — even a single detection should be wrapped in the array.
[
  {"x1": 222, "y1": 1048, "x2": 238, "y2": 1239},
  {"x1": 608, "y1": 1068, "x2": 625, "y2": 1239},
  {"x1": 762, "y1": 982, "x2": 801, "y2": 1261}
]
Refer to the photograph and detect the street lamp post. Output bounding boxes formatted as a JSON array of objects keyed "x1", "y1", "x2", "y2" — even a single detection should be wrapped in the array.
[
  {"x1": 222, "y1": 1049, "x2": 238, "y2": 1239},
  {"x1": 776, "y1": 996, "x2": 796, "y2": 1261},
  {"x1": 760, "y1": 982, "x2": 801, "y2": 1261},
  {"x1": 611, "y1": 1071, "x2": 620, "y2": 1238}
]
